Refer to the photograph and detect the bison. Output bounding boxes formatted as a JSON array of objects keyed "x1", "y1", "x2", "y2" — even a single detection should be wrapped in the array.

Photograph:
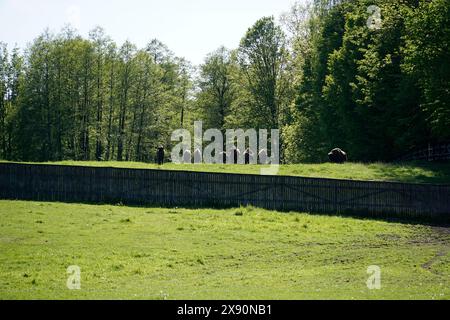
[
  {"x1": 328, "y1": 148, "x2": 348, "y2": 164},
  {"x1": 183, "y1": 149, "x2": 192, "y2": 164},
  {"x1": 258, "y1": 149, "x2": 268, "y2": 164},
  {"x1": 193, "y1": 148, "x2": 202, "y2": 164},
  {"x1": 156, "y1": 146, "x2": 165, "y2": 165},
  {"x1": 243, "y1": 148, "x2": 254, "y2": 165},
  {"x1": 231, "y1": 148, "x2": 240, "y2": 164},
  {"x1": 219, "y1": 151, "x2": 228, "y2": 164}
]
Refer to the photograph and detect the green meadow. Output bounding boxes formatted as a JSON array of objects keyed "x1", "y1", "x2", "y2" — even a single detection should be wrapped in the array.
[{"x1": 0, "y1": 200, "x2": 448, "y2": 300}]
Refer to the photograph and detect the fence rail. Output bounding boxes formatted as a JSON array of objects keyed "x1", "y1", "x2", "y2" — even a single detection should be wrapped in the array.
[
  {"x1": 0, "y1": 163, "x2": 449, "y2": 222},
  {"x1": 397, "y1": 142, "x2": 450, "y2": 162}
]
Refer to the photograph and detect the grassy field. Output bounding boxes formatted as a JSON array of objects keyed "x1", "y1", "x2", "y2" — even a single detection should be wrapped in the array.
[
  {"x1": 2, "y1": 160, "x2": 450, "y2": 184},
  {"x1": 0, "y1": 200, "x2": 448, "y2": 300}
]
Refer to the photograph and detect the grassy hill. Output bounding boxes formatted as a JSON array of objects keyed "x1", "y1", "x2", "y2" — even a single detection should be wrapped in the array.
[
  {"x1": 0, "y1": 200, "x2": 448, "y2": 299},
  {"x1": 1, "y1": 160, "x2": 450, "y2": 184}
]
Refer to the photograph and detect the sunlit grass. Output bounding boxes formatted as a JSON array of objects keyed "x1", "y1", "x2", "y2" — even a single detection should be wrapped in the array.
[
  {"x1": 0, "y1": 200, "x2": 448, "y2": 299},
  {"x1": 2, "y1": 160, "x2": 450, "y2": 184}
]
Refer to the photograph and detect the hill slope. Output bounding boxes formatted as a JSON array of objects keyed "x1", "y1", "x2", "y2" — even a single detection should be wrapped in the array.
[{"x1": 2, "y1": 160, "x2": 450, "y2": 184}]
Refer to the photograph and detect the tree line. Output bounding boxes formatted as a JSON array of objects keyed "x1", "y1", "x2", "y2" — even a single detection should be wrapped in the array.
[
  {"x1": 282, "y1": 0, "x2": 450, "y2": 162},
  {"x1": 1, "y1": 0, "x2": 449, "y2": 163},
  {"x1": 1, "y1": 26, "x2": 195, "y2": 162}
]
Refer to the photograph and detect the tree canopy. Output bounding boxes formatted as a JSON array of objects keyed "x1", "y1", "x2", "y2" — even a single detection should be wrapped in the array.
[{"x1": 1, "y1": 0, "x2": 449, "y2": 163}]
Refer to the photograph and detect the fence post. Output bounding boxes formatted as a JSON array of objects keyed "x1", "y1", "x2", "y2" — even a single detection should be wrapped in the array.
[{"x1": 428, "y1": 143, "x2": 432, "y2": 162}]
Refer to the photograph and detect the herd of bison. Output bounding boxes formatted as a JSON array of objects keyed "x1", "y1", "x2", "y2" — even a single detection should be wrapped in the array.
[{"x1": 156, "y1": 147, "x2": 347, "y2": 165}]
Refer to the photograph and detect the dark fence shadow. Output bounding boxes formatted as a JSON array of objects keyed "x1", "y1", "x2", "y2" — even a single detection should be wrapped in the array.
[{"x1": 0, "y1": 163, "x2": 449, "y2": 224}]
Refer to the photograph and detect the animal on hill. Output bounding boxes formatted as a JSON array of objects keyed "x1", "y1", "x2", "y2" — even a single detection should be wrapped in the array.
[
  {"x1": 156, "y1": 146, "x2": 165, "y2": 165},
  {"x1": 193, "y1": 148, "x2": 202, "y2": 164},
  {"x1": 243, "y1": 148, "x2": 254, "y2": 164},
  {"x1": 219, "y1": 151, "x2": 228, "y2": 164},
  {"x1": 328, "y1": 148, "x2": 348, "y2": 164},
  {"x1": 232, "y1": 148, "x2": 240, "y2": 164},
  {"x1": 183, "y1": 149, "x2": 192, "y2": 164},
  {"x1": 258, "y1": 149, "x2": 268, "y2": 164}
]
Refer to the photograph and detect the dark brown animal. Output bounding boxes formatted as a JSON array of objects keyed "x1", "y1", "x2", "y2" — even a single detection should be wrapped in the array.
[
  {"x1": 219, "y1": 151, "x2": 228, "y2": 164},
  {"x1": 328, "y1": 148, "x2": 347, "y2": 164},
  {"x1": 232, "y1": 148, "x2": 240, "y2": 164},
  {"x1": 157, "y1": 146, "x2": 165, "y2": 165},
  {"x1": 258, "y1": 149, "x2": 268, "y2": 164},
  {"x1": 183, "y1": 149, "x2": 192, "y2": 163},
  {"x1": 193, "y1": 148, "x2": 202, "y2": 164},
  {"x1": 243, "y1": 148, "x2": 253, "y2": 164}
]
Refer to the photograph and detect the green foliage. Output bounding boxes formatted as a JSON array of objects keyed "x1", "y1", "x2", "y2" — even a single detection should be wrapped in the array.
[
  {"x1": 195, "y1": 47, "x2": 235, "y2": 130},
  {"x1": 0, "y1": 43, "x2": 23, "y2": 161},
  {"x1": 237, "y1": 16, "x2": 289, "y2": 130},
  {"x1": 403, "y1": 0, "x2": 450, "y2": 140},
  {"x1": 1, "y1": 1, "x2": 449, "y2": 164},
  {"x1": 1, "y1": 28, "x2": 193, "y2": 162},
  {"x1": 284, "y1": 0, "x2": 450, "y2": 163}
]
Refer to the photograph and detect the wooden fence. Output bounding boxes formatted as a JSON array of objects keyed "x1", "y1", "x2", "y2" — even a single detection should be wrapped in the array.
[
  {"x1": 0, "y1": 163, "x2": 449, "y2": 222},
  {"x1": 397, "y1": 142, "x2": 450, "y2": 162}
]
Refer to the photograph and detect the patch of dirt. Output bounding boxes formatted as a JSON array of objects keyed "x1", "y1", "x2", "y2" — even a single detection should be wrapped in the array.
[
  {"x1": 376, "y1": 233, "x2": 402, "y2": 241},
  {"x1": 431, "y1": 226, "x2": 450, "y2": 236},
  {"x1": 408, "y1": 226, "x2": 450, "y2": 245},
  {"x1": 421, "y1": 250, "x2": 448, "y2": 270},
  {"x1": 420, "y1": 226, "x2": 450, "y2": 275}
]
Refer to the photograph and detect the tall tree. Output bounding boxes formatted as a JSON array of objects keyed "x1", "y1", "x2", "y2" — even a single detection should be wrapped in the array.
[
  {"x1": 196, "y1": 47, "x2": 234, "y2": 130},
  {"x1": 116, "y1": 41, "x2": 136, "y2": 161},
  {"x1": 403, "y1": 0, "x2": 450, "y2": 142},
  {"x1": 90, "y1": 27, "x2": 110, "y2": 160},
  {"x1": 0, "y1": 43, "x2": 8, "y2": 159},
  {"x1": 104, "y1": 42, "x2": 118, "y2": 161},
  {"x1": 238, "y1": 16, "x2": 288, "y2": 130}
]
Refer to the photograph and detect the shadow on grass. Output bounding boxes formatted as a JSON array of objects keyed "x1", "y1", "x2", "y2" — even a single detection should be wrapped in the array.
[
  {"x1": 373, "y1": 161, "x2": 450, "y2": 184},
  {"x1": 4, "y1": 197, "x2": 448, "y2": 227},
  {"x1": 306, "y1": 209, "x2": 450, "y2": 228}
]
